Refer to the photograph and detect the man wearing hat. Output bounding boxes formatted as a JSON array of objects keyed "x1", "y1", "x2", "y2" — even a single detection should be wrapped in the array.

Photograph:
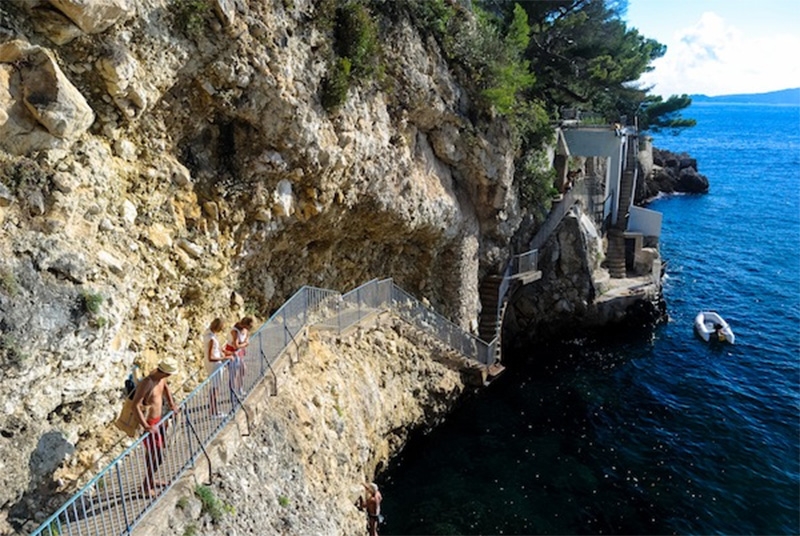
[{"x1": 132, "y1": 358, "x2": 179, "y2": 497}]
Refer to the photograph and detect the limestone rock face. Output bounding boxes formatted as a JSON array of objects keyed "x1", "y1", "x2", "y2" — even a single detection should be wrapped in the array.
[
  {"x1": 504, "y1": 212, "x2": 600, "y2": 343},
  {"x1": 0, "y1": 40, "x2": 95, "y2": 154},
  {"x1": 48, "y1": 0, "x2": 132, "y2": 34},
  {"x1": 0, "y1": 1, "x2": 524, "y2": 529}
]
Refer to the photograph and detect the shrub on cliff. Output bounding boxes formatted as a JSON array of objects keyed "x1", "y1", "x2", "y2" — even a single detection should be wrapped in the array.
[
  {"x1": 322, "y1": 57, "x2": 353, "y2": 111},
  {"x1": 172, "y1": 0, "x2": 210, "y2": 37},
  {"x1": 319, "y1": 0, "x2": 382, "y2": 111},
  {"x1": 334, "y1": 2, "x2": 381, "y2": 79},
  {"x1": 517, "y1": 147, "x2": 557, "y2": 217}
]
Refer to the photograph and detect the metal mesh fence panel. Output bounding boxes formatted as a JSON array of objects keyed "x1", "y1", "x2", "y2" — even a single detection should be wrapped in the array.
[
  {"x1": 390, "y1": 284, "x2": 491, "y2": 364},
  {"x1": 305, "y1": 286, "x2": 341, "y2": 327},
  {"x1": 515, "y1": 250, "x2": 539, "y2": 274}
]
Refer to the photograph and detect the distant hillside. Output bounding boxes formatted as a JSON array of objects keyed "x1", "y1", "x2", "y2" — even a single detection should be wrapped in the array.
[{"x1": 690, "y1": 88, "x2": 800, "y2": 105}]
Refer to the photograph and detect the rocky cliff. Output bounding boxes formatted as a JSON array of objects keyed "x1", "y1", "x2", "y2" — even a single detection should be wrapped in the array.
[{"x1": 0, "y1": 0, "x2": 524, "y2": 528}]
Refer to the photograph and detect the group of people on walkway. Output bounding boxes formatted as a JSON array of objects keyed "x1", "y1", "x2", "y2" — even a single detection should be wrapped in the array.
[
  {"x1": 203, "y1": 316, "x2": 253, "y2": 416},
  {"x1": 126, "y1": 316, "x2": 253, "y2": 495}
]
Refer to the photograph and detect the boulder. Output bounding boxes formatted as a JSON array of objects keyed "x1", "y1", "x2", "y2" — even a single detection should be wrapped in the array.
[
  {"x1": 652, "y1": 168, "x2": 677, "y2": 193},
  {"x1": 96, "y1": 47, "x2": 139, "y2": 99},
  {"x1": 48, "y1": 0, "x2": 132, "y2": 34},
  {"x1": 96, "y1": 45, "x2": 152, "y2": 115},
  {"x1": 679, "y1": 157, "x2": 697, "y2": 171},
  {"x1": 677, "y1": 166, "x2": 710, "y2": 193},
  {"x1": 212, "y1": 0, "x2": 236, "y2": 28},
  {"x1": 643, "y1": 147, "x2": 709, "y2": 198},
  {"x1": 30, "y1": 6, "x2": 85, "y2": 45},
  {"x1": 0, "y1": 40, "x2": 95, "y2": 154}
]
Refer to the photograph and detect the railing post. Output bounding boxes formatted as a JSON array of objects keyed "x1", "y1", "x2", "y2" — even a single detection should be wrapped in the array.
[
  {"x1": 282, "y1": 308, "x2": 288, "y2": 347},
  {"x1": 183, "y1": 411, "x2": 213, "y2": 485},
  {"x1": 114, "y1": 464, "x2": 131, "y2": 535},
  {"x1": 260, "y1": 348, "x2": 278, "y2": 395},
  {"x1": 337, "y1": 296, "x2": 342, "y2": 335},
  {"x1": 227, "y1": 388, "x2": 251, "y2": 436},
  {"x1": 303, "y1": 288, "x2": 308, "y2": 327},
  {"x1": 258, "y1": 332, "x2": 265, "y2": 379}
]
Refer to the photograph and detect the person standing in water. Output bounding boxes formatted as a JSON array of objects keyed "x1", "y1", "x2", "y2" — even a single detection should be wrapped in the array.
[{"x1": 356, "y1": 482, "x2": 383, "y2": 536}]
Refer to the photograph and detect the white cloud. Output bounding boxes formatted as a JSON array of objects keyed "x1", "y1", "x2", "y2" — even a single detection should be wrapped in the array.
[{"x1": 640, "y1": 12, "x2": 800, "y2": 97}]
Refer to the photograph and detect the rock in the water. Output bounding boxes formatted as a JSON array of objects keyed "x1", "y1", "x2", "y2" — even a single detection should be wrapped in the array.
[{"x1": 677, "y1": 166, "x2": 710, "y2": 193}]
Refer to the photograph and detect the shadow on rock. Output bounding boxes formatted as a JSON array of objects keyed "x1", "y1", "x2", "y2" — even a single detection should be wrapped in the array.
[{"x1": 9, "y1": 430, "x2": 75, "y2": 532}]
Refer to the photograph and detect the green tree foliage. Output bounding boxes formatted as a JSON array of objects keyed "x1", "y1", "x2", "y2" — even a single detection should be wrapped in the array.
[
  {"x1": 388, "y1": 0, "x2": 550, "y2": 143},
  {"x1": 319, "y1": 0, "x2": 381, "y2": 111},
  {"x1": 638, "y1": 94, "x2": 697, "y2": 132},
  {"x1": 524, "y1": 1, "x2": 663, "y2": 116},
  {"x1": 485, "y1": 0, "x2": 693, "y2": 132},
  {"x1": 517, "y1": 148, "x2": 557, "y2": 212},
  {"x1": 479, "y1": 5, "x2": 536, "y2": 115}
]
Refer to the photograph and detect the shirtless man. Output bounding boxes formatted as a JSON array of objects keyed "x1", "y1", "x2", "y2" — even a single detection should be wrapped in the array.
[
  {"x1": 132, "y1": 358, "x2": 179, "y2": 497},
  {"x1": 357, "y1": 482, "x2": 383, "y2": 536}
]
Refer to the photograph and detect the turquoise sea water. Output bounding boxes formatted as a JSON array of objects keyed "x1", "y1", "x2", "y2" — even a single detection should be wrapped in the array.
[{"x1": 379, "y1": 103, "x2": 800, "y2": 535}]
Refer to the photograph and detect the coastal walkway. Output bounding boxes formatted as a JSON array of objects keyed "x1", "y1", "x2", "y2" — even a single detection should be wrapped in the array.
[{"x1": 29, "y1": 279, "x2": 496, "y2": 536}]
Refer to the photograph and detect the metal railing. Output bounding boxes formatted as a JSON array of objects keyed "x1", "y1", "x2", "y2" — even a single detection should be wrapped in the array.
[
  {"x1": 529, "y1": 179, "x2": 586, "y2": 251},
  {"x1": 30, "y1": 279, "x2": 486, "y2": 536},
  {"x1": 511, "y1": 250, "x2": 539, "y2": 275},
  {"x1": 390, "y1": 284, "x2": 494, "y2": 365}
]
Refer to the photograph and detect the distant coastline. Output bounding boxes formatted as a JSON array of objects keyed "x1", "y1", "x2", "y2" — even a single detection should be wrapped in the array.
[{"x1": 690, "y1": 87, "x2": 800, "y2": 105}]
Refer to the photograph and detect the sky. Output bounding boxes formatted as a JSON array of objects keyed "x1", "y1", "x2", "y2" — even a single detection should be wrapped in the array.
[{"x1": 625, "y1": 0, "x2": 800, "y2": 97}]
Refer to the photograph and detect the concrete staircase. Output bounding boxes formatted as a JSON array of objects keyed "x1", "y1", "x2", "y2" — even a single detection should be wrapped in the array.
[
  {"x1": 605, "y1": 135, "x2": 638, "y2": 278},
  {"x1": 478, "y1": 275, "x2": 505, "y2": 363},
  {"x1": 606, "y1": 227, "x2": 627, "y2": 278},
  {"x1": 586, "y1": 176, "x2": 606, "y2": 230}
]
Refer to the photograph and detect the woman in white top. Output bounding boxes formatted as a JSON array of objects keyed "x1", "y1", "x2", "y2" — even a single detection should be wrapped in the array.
[{"x1": 204, "y1": 318, "x2": 232, "y2": 417}]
